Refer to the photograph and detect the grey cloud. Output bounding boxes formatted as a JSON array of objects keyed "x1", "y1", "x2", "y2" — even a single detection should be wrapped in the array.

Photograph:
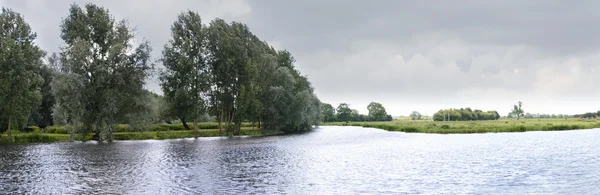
[{"x1": 3, "y1": 0, "x2": 600, "y2": 115}]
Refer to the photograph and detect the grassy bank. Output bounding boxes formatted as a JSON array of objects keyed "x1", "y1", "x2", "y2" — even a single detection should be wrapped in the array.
[
  {"x1": 1, "y1": 123, "x2": 275, "y2": 144},
  {"x1": 323, "y1": 118, "x2": 600, "y2": 134}
]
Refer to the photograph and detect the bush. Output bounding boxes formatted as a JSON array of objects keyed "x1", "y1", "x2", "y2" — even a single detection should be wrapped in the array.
[
  {"x1": 401, "y1": 127, "x2": 419, "y2": 132},
  {"x1": 45, "y1": 126, "x2": 68, "y2": 134},
  {"x1": 23, "y1": 126, "x2": 41, "y2": 133},
  {"x1": 441, "y1": 125, "x2": 450, "y2": 129}
]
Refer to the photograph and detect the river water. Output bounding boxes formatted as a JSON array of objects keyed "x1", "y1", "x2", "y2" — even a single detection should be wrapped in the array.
[{"x1": 1, "y1": 126, "x2": 599, "y2": 194}]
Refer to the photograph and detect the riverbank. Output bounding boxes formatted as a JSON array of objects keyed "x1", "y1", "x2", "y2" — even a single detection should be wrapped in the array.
[
  {"x1": 323, "y1": 118, "x2": 600, "y2": 134},
  {"x1": 0, "y1": 123, "x2": 279, "y2": 144}
]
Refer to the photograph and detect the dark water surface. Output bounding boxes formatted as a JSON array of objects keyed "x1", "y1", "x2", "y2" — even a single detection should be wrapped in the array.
[{"x1": 1, "y1": 126, "x2": 600, "y2": 194}]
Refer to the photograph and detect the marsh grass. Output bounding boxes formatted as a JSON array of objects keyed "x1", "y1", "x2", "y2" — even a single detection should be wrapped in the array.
[{"x1": 324, "y1": 118, "x2": 600, "y2": 134}]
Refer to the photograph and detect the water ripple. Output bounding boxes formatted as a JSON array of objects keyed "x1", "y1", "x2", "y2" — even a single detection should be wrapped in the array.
[{"x1": 1, "y1": 127, "x2": 600, "y2": 194}]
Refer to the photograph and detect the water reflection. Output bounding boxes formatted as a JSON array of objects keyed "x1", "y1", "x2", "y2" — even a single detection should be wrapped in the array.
[{"x1": 2, "y1": 127, "x2": 600, "y2": 194}]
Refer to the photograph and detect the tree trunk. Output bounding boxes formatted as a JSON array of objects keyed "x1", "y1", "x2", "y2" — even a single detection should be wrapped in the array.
[
  {"x1": 193, "y1": 119, "x2": 198, "y2": 134},
  {"x1": 7, "y1": 97, "x2": 14, "y2": 137},
  {"x1": 230, "y1": 110, "x2": 237, "y2": 135},
  {"x1": 218, "y1": 109, "x2": 223, "y2": 134},
  {"x1": 181, "y1": 117, "x2": 191, "y2": 130}
]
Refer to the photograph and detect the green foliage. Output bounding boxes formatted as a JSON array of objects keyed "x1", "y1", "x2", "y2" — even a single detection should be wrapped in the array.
[
  {"x1": 336, "y1": 103, "x2": 352, "y2": 123},
  {"x1": 160, "y1": 11, "x2": 209, "y2": 131},
  {"x1": 510, "y1": 101, "x2": 525, "y2": 120},
  {"x1": 367, "y1": 102, "x2": 388, "y2": 121},
  {"x1": 410, "y1": 111, "x2": 422, "y2": 120},
  {"x1": 433, "y1": 108, "x2": 500, "y2": 121},
  {"x1": 32, "y1": 64, "x2": 57, "y2": 128},
  {"x1": 0, "y1": 132, "x2": 70, "y2": 144},
  {"x1": 157, "y1": 13, "x2": 321, "y2": 134},
  {"x1": 321, "y1": 103, "x2": 336, "y2": 122},
  {"x1": 0, "y1": 8, "x2": 45, "y2": 135},
  {"x1": 53, "y1": 3, "x2": 153, "y2": 142}
]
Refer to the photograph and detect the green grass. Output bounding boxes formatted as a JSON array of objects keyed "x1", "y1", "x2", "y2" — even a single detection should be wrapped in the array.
[
  {"x1": 0, "y1": 133, "x2": 71, "y2": 144},
  {"x1": 44, "y1": 122, "x2": 258, "y2": 134},
  {"x1": 1, "y1": 124, "x2": 271, "y2": 144},
  {"x1": 323, "y1": 118, "x2": 600, "y2": 134}
]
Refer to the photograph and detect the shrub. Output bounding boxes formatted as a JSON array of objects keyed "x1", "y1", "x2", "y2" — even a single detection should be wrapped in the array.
[
  {"x1": 45, "y1": 126, "x2": 68, "y2": 134},
  {"x1": 401, "y1": 127, "x2": 419, "y2": 132},
  {"x1": 510, "y1": 125, "x2": 527, "y2": 132},
  {"x1": 441, "y1": 125, "x2": 450, "y2": 129}
]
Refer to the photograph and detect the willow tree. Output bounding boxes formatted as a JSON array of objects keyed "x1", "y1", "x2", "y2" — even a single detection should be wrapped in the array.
[
  {"x1": 160, "y1": 11, "x2": 209, "y2": 133},
  {"x1": 0, "y1": 8, "x2": 45, "y2": 137},
  {"x1": 206, "y1": 19, "x2": 259, "y2": 134},
  {"x1": 55, "y1": 3, "x2": 152, "y2": 141}
]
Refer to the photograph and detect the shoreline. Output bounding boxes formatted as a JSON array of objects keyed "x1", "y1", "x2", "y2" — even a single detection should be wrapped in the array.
[
  {"x1": 323, "y1": 118, "x2": 600, "y2": 134},
  {"x1": 0, "y1": 129, "x2": 284, "y2": 144}
]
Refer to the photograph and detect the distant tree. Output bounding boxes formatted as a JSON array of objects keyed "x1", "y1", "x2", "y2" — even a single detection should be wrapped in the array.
[
  {"x1": 511, "y1": 101, "x2": 525, "y2": 120},
  {"x1": 320, "y1": 103, "x2": 335, "y2": 122},
  {"x1": 367, "y1": 102, "x2": 388, "y2": 121},
  {"x1": 0, "y1": 8, "x2": 45, "y2": 136},
  {"x1": 351, "y1": 109, "x2": 361, "y2": 121},
  {"x1": 433, "y1": 108, "x2": 500, "y2": 121},
  {"x1": 409, "y1": 111, "x2": 422, "y2": 120},
  {"x1": 336, "y1": 103, "x2": 352, "y2": 123}
]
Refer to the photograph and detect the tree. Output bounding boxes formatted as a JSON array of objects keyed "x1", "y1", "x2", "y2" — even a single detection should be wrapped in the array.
[
  {"x1": 55, "y1": 3, "x2": 153, "y2": 141},
  {"x1": 336, "y1": 103, "x2": 352, "y2": 123},
  {"x1": 367, "y1": 102, "x2": 388, "y2": 121},
  {"x1": 510, "y1": 101, "x2": 524, "y2": 120},
  {"x1": 0, "y1": 8, "x2": 45, "y2": 137},
  {"x1": 409, "y1": 111, "x2": 422, "y2": 120},
  {"x1": 160, "y1": 11, "x2": 209, "y2": 134},
  {"x1": 32, "y1": 64, "x2": 56, "y2": 128},
  {"x1": 433, "y1": 108, "x2": 500, "y2": 121},
  {"x1": 320, "y1": 103, "x2": 335, "y2": 122}
]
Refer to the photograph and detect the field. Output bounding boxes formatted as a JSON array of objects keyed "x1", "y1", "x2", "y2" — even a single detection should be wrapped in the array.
[
  {"x1": 323, "y1": 118, "x2": 600, "y2": 134},
  {"x1": 0, "y1": 122, "x2": 272, "y2": 144}
]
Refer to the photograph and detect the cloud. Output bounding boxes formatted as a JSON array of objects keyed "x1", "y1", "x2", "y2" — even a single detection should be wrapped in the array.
[{"x1": 3, "y1": 0, "x2": 600, "y2": 116}]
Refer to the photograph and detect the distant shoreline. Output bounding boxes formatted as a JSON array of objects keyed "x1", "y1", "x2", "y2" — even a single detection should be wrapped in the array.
[{"x1": 323, "y1": 118, "x2": 600, "y2": 134}]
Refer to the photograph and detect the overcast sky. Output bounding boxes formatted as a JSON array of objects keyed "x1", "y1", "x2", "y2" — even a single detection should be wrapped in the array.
[{"x1": 2, "y1": 0, "x2": 600, "y2": 116}]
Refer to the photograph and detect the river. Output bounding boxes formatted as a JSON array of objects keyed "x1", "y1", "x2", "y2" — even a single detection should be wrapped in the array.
[{"x1": 1, "y1": 126, "x2": 599, "y2": 194}]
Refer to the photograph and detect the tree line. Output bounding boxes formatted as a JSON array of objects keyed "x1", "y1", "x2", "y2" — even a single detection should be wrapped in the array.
[
  {"x1": 0, "y1": 4, "x2": 321, "y2": 141},
  {"x1": 433, "y1": 108, "x2": 500, "y2": 121},
  {"x1": 320, "y1": 102, "x2": 393, "y2": 123}
]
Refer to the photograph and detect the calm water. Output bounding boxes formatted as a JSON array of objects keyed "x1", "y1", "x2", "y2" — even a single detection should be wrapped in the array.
[{"x1": 1, "y1": 126, "x2": 600, "y2": 194}]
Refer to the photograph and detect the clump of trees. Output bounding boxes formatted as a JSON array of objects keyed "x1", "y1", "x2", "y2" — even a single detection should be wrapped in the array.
[
  {"x1": 321, "y1": 102, "x2": 393, "y2": 123},
  {"x1": 0, "y1": 8, "x2": 46, "y2": 137},
  {"x1": 409, "y1": 111, "x2": 422, "y2": 120},
  {"x1": 0, "y1": 4, "x2": 322, "y2": 141},
  {"x1": 433, "y1": 108, "x2": 500, "y2": 121},
  {"x1": 573, "y1": 111, "x2": 600, "y2": 119},
  {"x1": 160, "y1": 11, "x2": 321, "y2": 135},
  {"x1": 509, "y1": 101, "x2": 525, "y2": 120}
]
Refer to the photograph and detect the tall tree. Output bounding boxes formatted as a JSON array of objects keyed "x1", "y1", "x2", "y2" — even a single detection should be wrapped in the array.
[
  {"x1": 367, "y1": 102, "x2": 388, "y2": 121},
  {"x1": 336, "y1": 103, "x2": 352, "y2": 123},
  {"x1": 511, "y1": 101, "x2": 524, "y2": 120},
  {"x1": 321, "y1": 103, "x2": 335, "y2": 122},
  {"x1": 409, "y1": 111, "x2": 422, "y2": 120},
  {"x1": 33, "y1": 63, "x2": 56, "y2": 128},
  {"x1": 55, "y1": 3, "x2": 152, "y2": 141},
  {"x1": 0, "y1": 8, "x2": 45, "y2": 136},
  {"x1": 160, "y1": 11, "x2": 209, "y2": 134}
]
